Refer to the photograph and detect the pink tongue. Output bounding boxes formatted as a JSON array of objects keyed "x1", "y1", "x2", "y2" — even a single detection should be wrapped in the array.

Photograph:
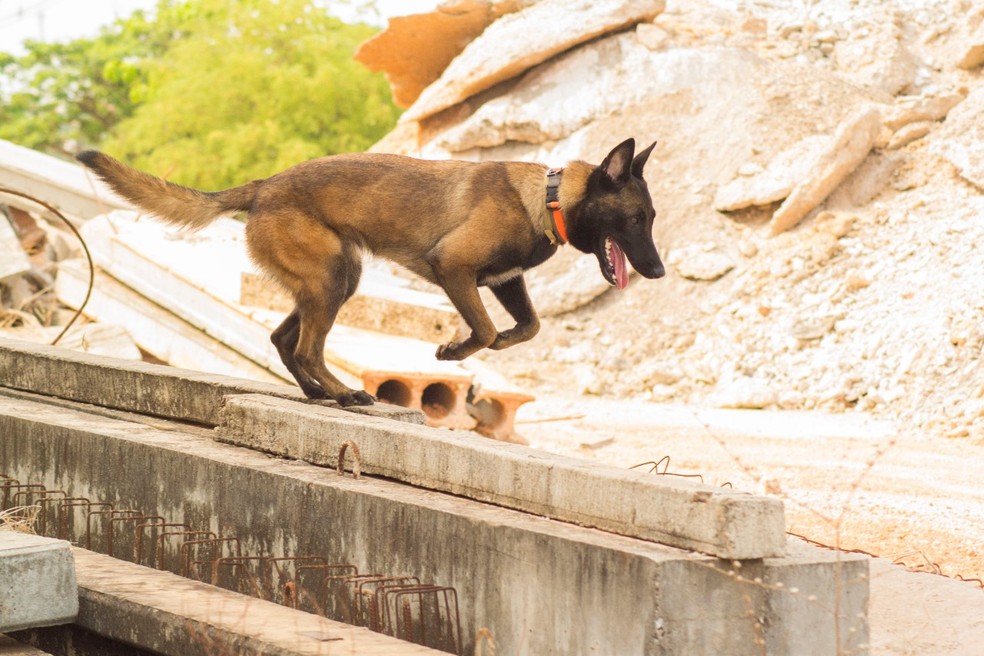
[{"x1": 611, "y1": 240, "x2": 628, "y2": 290}]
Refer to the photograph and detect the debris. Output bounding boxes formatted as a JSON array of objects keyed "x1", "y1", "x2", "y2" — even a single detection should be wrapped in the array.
[
  {"x1": 668, "y1": 243, "x2": 735, "y2": 281},
  {"x1": 769, "y1": 106, "x2": 882, "y2": 235},
  {"x1": 956, "y1": 21, "x2": 984, "y2": 69},
  {"x1": 931, "y1": 86, "x2": 984, "y2": 190}
]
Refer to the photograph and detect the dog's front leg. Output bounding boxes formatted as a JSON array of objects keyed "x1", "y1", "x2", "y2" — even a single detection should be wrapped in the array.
[
  {"x1": 488, "y1": 275, "x2": 540, "y2": 350},
  {"x1": 434, "y1": 267, "x2": 498, "y2": 361}
]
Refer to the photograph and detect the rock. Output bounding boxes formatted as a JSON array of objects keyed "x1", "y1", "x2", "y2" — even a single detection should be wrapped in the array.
[
  {"x1": 790, "y1": 314, "x2": 837, "y2": 341},
  {"x1": 832, "y1": 24, "x2": 917, "y2": 97},
  {"x1": 668, "y1": 243, "x2": 735, "y2": 281},
  {"x1": 931, "y1": 87, "x2": 984, "y2": 190},
  {"x1": 355, "y1": 0, "x2": 536, "y2": 108},
  {"x1": 714, "y1": 136, "x2": 827, "y2": 212},
  {"x1": 526, "y1": 248, "x2": 618, "y2": 317},
  {"x1": 883, "y1": 90, "x2": 966, "y2": 131},
  {"x1": 713, "y1": 375, "x2": 777, "y2": 409},
  {"x1": 887, "y1": 121, "x2": 933, "y2": 150},
  {"x1": 635, "y1": 22, "x2": 669, "y2": 50},
  {"x1": 769, "y1": 106, "x2": 883, "y2": 235},
  {"x1": 400, "y1": 0, "x2": 666, "y2": 123},
  {"x1": 957, "y1": 20, "x2": 984, "y2": 69}
]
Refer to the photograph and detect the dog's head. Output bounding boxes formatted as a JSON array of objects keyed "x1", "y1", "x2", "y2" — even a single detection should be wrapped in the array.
[{"x1": 568, "y1": 138, "x2": 665, "y2": 289}]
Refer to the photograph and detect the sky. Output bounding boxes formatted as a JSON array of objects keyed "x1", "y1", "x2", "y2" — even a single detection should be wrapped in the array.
[{"x1": 0, "y1": 0, "x2": 441, "y2": 55}]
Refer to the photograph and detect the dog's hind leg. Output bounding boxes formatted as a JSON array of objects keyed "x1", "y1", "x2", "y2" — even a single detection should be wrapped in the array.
[
  {"x1": 247, "y1": 211, "x2": 372, "y2": 406},
  {"x1": 291, "y1": 242, "x2": 374, "y2": 407},
  {"x1": 488, "y1": 275, "x2": 540, "y2": 350},
  {"x1": 270, "y1": 310, "x2": 326, "y2": 399}
]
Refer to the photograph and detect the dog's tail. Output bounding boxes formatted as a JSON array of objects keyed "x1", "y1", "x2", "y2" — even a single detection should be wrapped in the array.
[{"x1": 77, "y1": 150, "x2": 259, "y2": 230}]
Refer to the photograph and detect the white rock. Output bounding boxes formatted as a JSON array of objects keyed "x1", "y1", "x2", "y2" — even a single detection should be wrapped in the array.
[
  {"x1": 957, "y1": 20, "x2": 984, "y2": 69},
  {"x1": 668, "y1": 243, "x2": 735, "y2": 281},
  {"x1": 832, "y1": 25, "x2": 917, "y2": 97},
  {"x1": 714, "y1": 136, "x2": 827, "y2": 212},
  {"x1": 769, "y1": 106, "x2": 883, "y2": 235},
  {"x1": 931, "y1": 87, "x2": 984, "y2": 191}
]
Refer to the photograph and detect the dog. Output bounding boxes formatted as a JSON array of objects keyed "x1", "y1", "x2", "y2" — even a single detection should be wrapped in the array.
[{"x1": 77, "y1": 138, "x2": 665, "y2": 406}]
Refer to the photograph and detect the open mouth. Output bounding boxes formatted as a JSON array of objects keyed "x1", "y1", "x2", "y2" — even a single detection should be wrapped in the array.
[{"x1": 601, "y1": 236, "x2": 629, "y2": 290}]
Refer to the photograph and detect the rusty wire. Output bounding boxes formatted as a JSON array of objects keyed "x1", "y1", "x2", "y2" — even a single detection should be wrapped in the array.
[
  {"x1": 0, "y1": 472, "x2": 463, "y2": 650},
  {"x1": 337, "y1": 440, "x2": 362, "y2": 479},
  {"x1": 787, "y1": 530, "x2": 984, "y2": 590},
  {"x1": 629, "y1": 455, "x2": 734, "y2": 488}
]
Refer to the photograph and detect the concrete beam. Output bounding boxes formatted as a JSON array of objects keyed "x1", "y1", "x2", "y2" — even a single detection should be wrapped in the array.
[
  {"x1": 218, "y1": 394, "x2": 787, "y2": 560},
  {"x1": 20, "y1": 548, "x2": 441, "y2": 656},
  {"x1": 0, "y1": 393, "x2": 868, "y2": 656},
  {"x1": 0, "y1": 532, "x2": 78, "y2": 632},
  {"x1": 0, "y1": 337, "x2": 422, "y2": 426}
]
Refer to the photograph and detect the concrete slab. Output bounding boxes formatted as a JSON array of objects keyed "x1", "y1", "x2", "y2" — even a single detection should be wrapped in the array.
[
  {"x1": 218, "y1": 393, "x2": 787, "y2": 560},
  {"x1": 0, "y1": 532, "x2": 78, "y2": 632},
  {"x1": 0, "y1": 393, "x2": 867, "y2": 655},
  {"x1": 0, "y1": 336, "x2": 422, "y2": 425},
  {"x1": 55, "y1": 258, "x2": 286, "y2": 385},
  {"x1": 59, "y1": 548, "x2": 441, "y2": 655}
]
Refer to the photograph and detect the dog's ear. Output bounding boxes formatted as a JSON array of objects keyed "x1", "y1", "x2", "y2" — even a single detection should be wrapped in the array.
[
  {"x1": 600, "y1": 138, "x2": 636, "y2": 188},
  {"x1": 631, "y1": 140, "x2": 657, "y2": 179}
]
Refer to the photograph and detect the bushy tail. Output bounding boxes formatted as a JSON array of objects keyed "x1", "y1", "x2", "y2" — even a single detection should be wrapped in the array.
[{"x1": 76, "y1": 151, "x2": 259, "y2": 230}]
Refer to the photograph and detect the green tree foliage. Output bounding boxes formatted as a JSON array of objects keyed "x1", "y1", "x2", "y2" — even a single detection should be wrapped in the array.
[
  {"x1": 0, "y1": 8, "x2": 176, "y2": 157},
  {"x1": 0, "y1": 0, "x2": 400, "y2": 189}
]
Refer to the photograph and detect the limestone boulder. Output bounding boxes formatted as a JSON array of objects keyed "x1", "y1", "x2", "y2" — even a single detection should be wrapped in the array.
[
  {"x1": 400, "y1": 0, "x2": 666, "y2": 123},
  {"x1": 769, "y1": 106, "x2": 882, "y2": 235},
  {"x1": 831, "y1": 24, "x2": 917, "y2": 98}
]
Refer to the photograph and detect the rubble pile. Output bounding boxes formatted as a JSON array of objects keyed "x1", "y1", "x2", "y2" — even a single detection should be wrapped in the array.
[{"x1": 364, "y1": 0, "x2": 984, "y2": 439}]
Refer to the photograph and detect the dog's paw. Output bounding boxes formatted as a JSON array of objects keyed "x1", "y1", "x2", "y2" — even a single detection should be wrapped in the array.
[
  {"x1": 435, "y1": 341, "x2": 465, "y2": 361},
  {"x1": 300, "y1": 382, "x2": 328, "y2": 399},
  {"x1": 337, "y1": 390, "x2": 375, "y2": 407}
]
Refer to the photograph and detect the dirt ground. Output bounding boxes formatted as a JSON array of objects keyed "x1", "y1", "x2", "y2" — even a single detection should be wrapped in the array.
[{"x1": 511, "y1": 394, "x2": 984, "y2": 588}]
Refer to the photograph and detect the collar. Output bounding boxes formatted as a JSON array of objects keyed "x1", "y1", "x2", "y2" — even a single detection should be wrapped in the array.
[{"x1": 544, "y1": 167, "x2": 569, "y2": 245}]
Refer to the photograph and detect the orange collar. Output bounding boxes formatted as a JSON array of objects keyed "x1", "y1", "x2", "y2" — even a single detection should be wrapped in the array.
[{"x1": 545, "y1": 168, "x2": 568, "y2": 244}]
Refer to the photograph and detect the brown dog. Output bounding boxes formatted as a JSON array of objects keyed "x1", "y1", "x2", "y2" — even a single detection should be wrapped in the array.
[{"x1": 78, "y1": 139, "x2": 665, "y2": 406}]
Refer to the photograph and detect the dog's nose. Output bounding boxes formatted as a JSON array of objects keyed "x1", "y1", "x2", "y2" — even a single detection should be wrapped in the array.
[{"x1": 650, "y1": 262, "x2": 666, "y2": 279}]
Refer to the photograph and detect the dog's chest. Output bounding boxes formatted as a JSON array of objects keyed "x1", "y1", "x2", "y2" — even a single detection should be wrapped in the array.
[{"x1": 478, "y1": 267, "x2": 523, "y2": 287}]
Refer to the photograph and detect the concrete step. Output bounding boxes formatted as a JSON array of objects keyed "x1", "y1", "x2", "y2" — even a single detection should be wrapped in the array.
[{"x1": 0, "y1": 532, "x2": 77, "y2": 633}]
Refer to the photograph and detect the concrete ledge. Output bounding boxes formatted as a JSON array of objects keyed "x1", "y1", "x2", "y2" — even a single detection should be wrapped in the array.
[
  {"x1": 0, "y1": 532, "x2": 78, "y2": 632},
  {"x1": 0, "y1": 337, "x2": 423, "y2": 426},
  {"x1": 218, "y1": 394, "x2": 787, "y2": 560}
]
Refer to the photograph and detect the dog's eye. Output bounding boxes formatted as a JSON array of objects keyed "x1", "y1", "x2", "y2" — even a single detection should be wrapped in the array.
[{"x1": 630, "y1": 215, "x2": 641, "y2": 225}]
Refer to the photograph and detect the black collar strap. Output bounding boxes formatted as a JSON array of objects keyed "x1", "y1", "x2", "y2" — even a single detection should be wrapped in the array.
[{"x1": 545, "y1": 168, "x2": 569, "y2": 245}]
